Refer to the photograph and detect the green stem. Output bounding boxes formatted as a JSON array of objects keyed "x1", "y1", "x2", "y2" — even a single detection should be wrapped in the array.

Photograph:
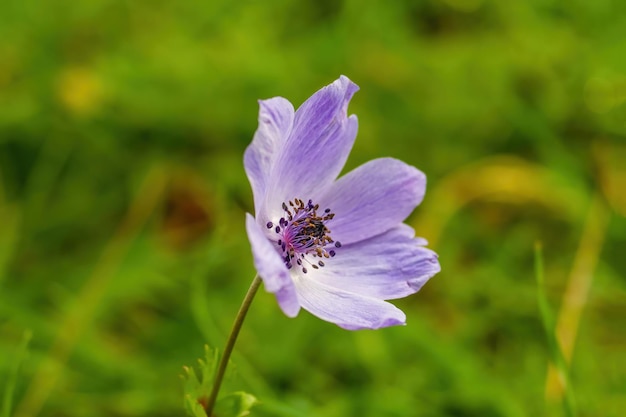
[{"x1": 204, "y1": 274, "x2": 262, "y2": 416}]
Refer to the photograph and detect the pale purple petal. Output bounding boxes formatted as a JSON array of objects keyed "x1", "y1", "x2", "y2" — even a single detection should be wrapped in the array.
[
  {"x1": 312, "y1": 226, "x2": 440, "y2": 300},
  {"x1": 395, "y1": 223, "x2": 419, "y2": 239},
  {"x1": 265, "y1": 76, "x2": 359, "y2": 211},
  {"x1": 244, "y1": 98, "x2": 295, "y2": 215},
  {"x1": 395, "y1": 224, "x2": 429, "y2": 246},
  {"x1": 292, "y1": 275, "x2": 406, "y2": 330},
  {"x1": 319, "y1": 158, "x2": 426, "y2": 245},
  {"x1": 245, "y1": 213, "x2": 300, "y2": 317}
]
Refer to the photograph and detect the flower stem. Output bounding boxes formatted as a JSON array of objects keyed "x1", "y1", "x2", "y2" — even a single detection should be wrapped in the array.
[{"x1": 204, "y1": 274, "x2": 262, "y2": 417}]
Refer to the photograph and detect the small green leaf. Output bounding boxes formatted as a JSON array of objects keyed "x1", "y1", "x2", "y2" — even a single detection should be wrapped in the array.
[
  {"x1": 213, "y1": 391, "x2": 257, "y2": 417},
  {"x1": 181, "y1": 346, "x2": 256, "y2": 417}
]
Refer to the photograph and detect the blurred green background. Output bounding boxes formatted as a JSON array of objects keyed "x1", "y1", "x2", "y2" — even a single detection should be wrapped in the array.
[{"x1": 1, "y1": 0, "x2": 625, "y2": 416}]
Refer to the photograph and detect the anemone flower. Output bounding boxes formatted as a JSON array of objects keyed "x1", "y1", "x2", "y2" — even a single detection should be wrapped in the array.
[{"x1": 244, "y1": 75, "x2": 440, "y2": 330}]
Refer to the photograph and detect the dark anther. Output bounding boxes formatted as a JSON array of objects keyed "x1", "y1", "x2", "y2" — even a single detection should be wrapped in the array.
[
  {"x1": 275, "y1": 198, "x2": 340, "y2": 270},
  {"x1": 266, "y1": 222, "x2": 273, "y2": 229}
]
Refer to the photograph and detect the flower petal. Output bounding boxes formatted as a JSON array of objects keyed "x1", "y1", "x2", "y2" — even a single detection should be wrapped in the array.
[
  {"x1": 312, "y1": 225, "x2": 440, "y2": 300},
  {"x1": 292, "y1": 275, "x2": 406, "y2": 330},
  {"x1": 395, "y1": 223, "x2": 428, "y2": 245},
  {"x1": 245, "y1": 213, "x2": 300, "y2": 317},
  {"x1": 320, "y1": 157, "x2": 426, "y2": 245},
  {"x1": 244, "y1": 97, "x2": 295, "y2": 215},
  {"x1": 264, "y1": 76, "x2": 359, "y2": 215}
]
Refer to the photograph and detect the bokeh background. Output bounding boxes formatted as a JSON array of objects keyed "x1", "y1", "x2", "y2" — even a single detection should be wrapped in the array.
[{"x1": 1, "y1": 0, "x2": 625, "y2": 416}]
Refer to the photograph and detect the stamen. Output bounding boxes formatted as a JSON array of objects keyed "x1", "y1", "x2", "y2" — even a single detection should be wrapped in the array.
[{"x1": 268, "y1": 198, "x2": 340, "y2": 272}]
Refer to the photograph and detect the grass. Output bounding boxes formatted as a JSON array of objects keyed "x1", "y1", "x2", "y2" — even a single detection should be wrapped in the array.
[{"x1": 535, "y1": 242, "x2": 576, "y2": 417}]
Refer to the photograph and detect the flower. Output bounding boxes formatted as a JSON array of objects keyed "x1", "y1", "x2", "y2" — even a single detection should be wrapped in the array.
[{"x1": 244, "y1": 76, "x2": 440, "y2": 330}]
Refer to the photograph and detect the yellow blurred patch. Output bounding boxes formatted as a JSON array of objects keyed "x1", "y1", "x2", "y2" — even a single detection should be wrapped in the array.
[
  {"x1": 56, "y1": 67, "x2": 103, "y2": 116},
  {"x1": 411, "y1": 155, "x2": 586, "y2": 247},
  {"x1": 594, "y1": 140, "x2": 626, "y2": 217}
]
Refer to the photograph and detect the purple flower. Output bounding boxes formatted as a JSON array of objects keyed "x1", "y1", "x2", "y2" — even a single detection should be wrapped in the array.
[{"x1": 244, "y1": 76, "x2": 440, "y2": 330}]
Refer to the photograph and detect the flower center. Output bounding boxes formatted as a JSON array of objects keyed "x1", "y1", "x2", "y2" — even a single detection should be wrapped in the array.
[{"x1": 265, "y1": 198, "x2": 341, "y2": 274}]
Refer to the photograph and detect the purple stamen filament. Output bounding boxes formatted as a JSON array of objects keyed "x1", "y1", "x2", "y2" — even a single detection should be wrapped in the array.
[{"x1": 271, "y1": 198, "x2": 340, "y2": 274}]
